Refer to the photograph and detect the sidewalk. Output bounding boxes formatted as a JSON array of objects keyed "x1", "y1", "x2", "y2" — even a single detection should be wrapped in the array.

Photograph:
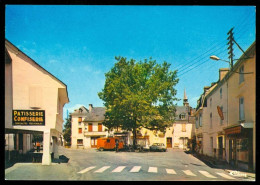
[{"x1": 189, "y1": 152, "x2": 255, "y2": 180}]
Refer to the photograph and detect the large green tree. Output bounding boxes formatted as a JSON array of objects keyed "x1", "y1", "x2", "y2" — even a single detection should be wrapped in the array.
[{"x1": 98, "y1": 57, "x2": 179, "y2": 147}]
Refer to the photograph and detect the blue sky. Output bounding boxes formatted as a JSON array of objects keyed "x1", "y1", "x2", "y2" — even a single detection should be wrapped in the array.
[{"x1": 5, "y1": 5, "x2": 255, "y2": 121}]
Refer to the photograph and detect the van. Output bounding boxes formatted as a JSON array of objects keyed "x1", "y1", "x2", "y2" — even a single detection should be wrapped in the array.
[{"x1": 97, "y1": 137, "x2": 124, "y2": 151}]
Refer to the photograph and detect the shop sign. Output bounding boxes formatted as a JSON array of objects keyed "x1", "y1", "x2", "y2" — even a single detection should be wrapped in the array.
[
  {"x1": 12, "y1": 110, "x2": 45, "y2": 126},
  {"x1": 224, "y1": 126, "x2": 241, "y2": 135},
  {"x1": 217, "y1": 106, "x2": 224, "y2": 120}
]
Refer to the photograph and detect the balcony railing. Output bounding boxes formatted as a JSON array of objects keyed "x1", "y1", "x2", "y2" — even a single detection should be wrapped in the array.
[{"x1": 84, "y1": 131, "x2": 107, "y2": 136}]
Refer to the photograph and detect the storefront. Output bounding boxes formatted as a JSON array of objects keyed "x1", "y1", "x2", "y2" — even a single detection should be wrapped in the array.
[
  {"x1": 5, "y1": 39, "x2": 69, "y2": 165},
  {"x1": 224, "y1": 125, "x2": 253, "y2": 171}
]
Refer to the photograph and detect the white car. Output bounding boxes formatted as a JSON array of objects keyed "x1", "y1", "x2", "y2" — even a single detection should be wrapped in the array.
[{"x1": 149, "y1": 143, "x2": 167, "y2": 152}]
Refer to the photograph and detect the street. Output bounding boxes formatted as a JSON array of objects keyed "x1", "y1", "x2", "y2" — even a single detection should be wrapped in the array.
[{"x1": 5, "y1": 146, "x2": 254, "y2": 181}]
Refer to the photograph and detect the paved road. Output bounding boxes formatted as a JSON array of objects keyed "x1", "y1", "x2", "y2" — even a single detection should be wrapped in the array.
[{"x1": 5, "y1": 147, "x2": 254, "y2": 181}]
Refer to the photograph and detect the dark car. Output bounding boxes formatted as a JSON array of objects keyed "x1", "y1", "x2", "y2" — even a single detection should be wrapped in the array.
[{"x1": 149, "y1": 143, "x2": 167, "y2": 152}]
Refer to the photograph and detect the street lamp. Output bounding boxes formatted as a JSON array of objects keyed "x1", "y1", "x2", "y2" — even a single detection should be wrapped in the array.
[{"x1": 210, "y1": 55, "x2": 230, "y2": 64}]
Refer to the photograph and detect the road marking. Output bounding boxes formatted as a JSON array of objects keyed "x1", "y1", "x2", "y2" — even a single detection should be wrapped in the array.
[
  {"x1": 148, "y1": 167, "x2": 158, "y2": 173},
  {"x1": 112, "y1": 166, "x2": 126, "y2": 173},
  {"x1": 199, "y1": 171, "x2": 217, "y2": 178},
  {"x1": 182, "y1": 170, "x2": 196, "y2": 176},
  {"x1": 94, "y1": 166, "x2": 110, "y2": 173},
  {"x1": 130, "y1": 166, "x2": 141, "y2": 173},
  {"x1": 166, "y1": 169, "x2": 177, "y2": 174},
  {"x1": 216, "y1": 172, "x2": 236, "y2": 180},
  {"x1": 77, "y1": 166, "x2": 96, "y2": 174}
]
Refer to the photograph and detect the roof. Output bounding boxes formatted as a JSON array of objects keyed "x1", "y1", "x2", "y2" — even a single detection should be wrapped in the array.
[
  {"x1": 205, "y1": 41, "x2": 256, "y2": 99},
  {"x1": 83, "y1": 107, "x2": 106, "y2": 122},
  {"x1": 5, "y1": 39, "x2": 69, "y2": 102},
  {"x1": 174, "y1": 105, "x2": 190, "y2": 121}
]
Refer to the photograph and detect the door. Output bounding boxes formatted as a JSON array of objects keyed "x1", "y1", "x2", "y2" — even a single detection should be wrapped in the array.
[
  {"x1": 91, "y1": 137, "x2": 100, "y2": 148},
  {"x1": 166, "y1": 137, "x2": 172, "y2": 148},
  {"x1": 229, "y1": 139, "x2": 236, "y2": 166},
  {"x1": 218, "y1": 136, "x2": 223, "y2": 159}
]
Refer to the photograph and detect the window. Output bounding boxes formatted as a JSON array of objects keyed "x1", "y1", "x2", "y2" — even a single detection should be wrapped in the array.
[
  {"x1": 239, "y1": 97, "x2": 245, "y2": 121},
  {"x1": 182, "y1": 123, "x2": 186, "y2": 132},
  {"x1": 220, "y1": 88, "x2": 222, "y2": 99},
  {"x1": 78, "y1": 128, "x2": 82, "y2": 134},
  {"x1": 199, "y1": 113, "x2": 202, "y2": 127},
  {"x1": 78, "y1": 117, "x2": 82, "y2": 123},
  {"x1": 98, "y1": 123, "x2": 102, "y2": 132},
  {"x1": 239, "y1": 65, "x2": 244, "y2": 84},
  {"x1": 179, "y1": 113, "x2": 186, "y2": 120},
  {"x1": 210, "y1": 98, "x2": 212, "y2": 108},
  {"x1": 88, "y1": 123, "x2": 93, "y2": 132},
  {"x1": 220, "y1": 106, "x2": 224, "y2": 125},
  {"x1": 195, "y1": 117, "x2": 199, "y2": 129},
  {"x1": 77, "y1": 139, "x2": 83, "y2": 145},
  {"x1": 210, "y1": 112, "x2": 212, "y2": 128},
  {"x1": 210, "y1": 137, "x2": 213, "y2": 153}
]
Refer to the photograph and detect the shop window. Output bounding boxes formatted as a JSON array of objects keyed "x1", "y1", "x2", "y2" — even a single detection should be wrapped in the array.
[
  {"x1": 239, "y1": 65, "x2": 244, "y2": 84},
  {"x1": 77, "y1": 139, "x2": 83, "y2": 145},
  {"x1": 78, "y1": 128, "x2": 82, "y2": 134},
  {"x1": 29, "y1": 86, "x2": 42, "y2": 108},
  {"x1": 98, "y1": 123, "x2": 102, "y2": 132},
  {"x1": 88, "y1": 123, "x2": 93, "y2": 132},
  {"x1": 236, "y1": 138, "x2": 249, "y2": 163},
  {"x1": 239, "y1": 97, "x2": 245, "y2": 121}
]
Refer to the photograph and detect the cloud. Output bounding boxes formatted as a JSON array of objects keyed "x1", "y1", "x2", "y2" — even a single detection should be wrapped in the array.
[{"x1": 49, "y1": 59, "x2": 58, "y2": 63}]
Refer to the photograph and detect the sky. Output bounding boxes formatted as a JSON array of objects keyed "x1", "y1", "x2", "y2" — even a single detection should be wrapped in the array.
[{"x1": 5, "y1": 5, "x2": 256, "y2": 122}]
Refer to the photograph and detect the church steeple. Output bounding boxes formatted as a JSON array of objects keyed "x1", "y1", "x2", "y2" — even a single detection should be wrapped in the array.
[{"x1": 183, "y1": 88, "x2": 189, "y2": 107}]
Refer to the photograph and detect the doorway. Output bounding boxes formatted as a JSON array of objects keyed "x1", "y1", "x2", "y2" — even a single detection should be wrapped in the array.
[
  {"x1": 91, "y1": 136, "x2": 100, "y2": 148},
  {"x1": 218, "y1": 136, "x2": 223, "y2": 159},
  {"x1": 166, "y1": 137, "x2": 172, "y2": 148},
  {"x1": 229, "y1": 139, "x2": 236, "y2": 166}
]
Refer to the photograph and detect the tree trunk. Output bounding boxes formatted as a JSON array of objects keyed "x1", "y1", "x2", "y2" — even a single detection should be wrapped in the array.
[{"x1": 133, "y1": 127, "x2": 137, "y2": 149}]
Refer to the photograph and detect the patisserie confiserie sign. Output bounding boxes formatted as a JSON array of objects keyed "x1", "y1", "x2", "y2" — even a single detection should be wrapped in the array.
[{"x1": 12, "y1": 110, "x2": 45, "y2": 126}]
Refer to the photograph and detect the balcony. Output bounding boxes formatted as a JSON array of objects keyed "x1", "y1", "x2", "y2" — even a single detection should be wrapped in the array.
[{"x1": 84, "y1": 131, "x2": 107, "y2": 136}]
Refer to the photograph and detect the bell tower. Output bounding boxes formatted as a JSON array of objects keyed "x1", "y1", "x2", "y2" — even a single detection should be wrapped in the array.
[{"x1": 183, "y1": 88, "x2": 189, "y2": 107}]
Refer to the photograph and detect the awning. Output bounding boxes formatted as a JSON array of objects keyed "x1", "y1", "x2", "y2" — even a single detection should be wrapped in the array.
[{"x1": 224, "y1": 125, "x2": 242, "y2": 135}]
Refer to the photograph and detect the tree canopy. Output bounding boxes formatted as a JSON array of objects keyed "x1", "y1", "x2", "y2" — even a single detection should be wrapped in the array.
[{"x1": 98, "y1": 57, "x2": 179, "y2": 146}]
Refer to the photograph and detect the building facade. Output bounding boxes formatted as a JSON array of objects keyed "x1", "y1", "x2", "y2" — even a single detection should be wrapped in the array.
[
  {"x1": 71, "y1": 90, "x2": 195, "y2": 150},
  {"x1": 5, "y1": 39, "x2": 69, "y2": 165},
  {"x1": 194, "y1": 42, "x2": 255, "y2": 171},
  {"x1": 224, "y1": 42, "x2": 255, "y2": 171},
  {"x1": 71, "y1": 104, "x2": 108, "y2": 149}
]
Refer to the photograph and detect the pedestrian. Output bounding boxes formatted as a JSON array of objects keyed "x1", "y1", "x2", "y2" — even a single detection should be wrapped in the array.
[
  {"x1": 115, "y1": 140, "x2": 119, "y2": 152},
  {"x1": 36, "y1": 141, "x2": 40, "y2": 152}
]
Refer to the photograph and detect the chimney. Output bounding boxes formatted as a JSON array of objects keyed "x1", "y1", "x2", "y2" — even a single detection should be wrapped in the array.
[
  {"x1": 219, "y1": 68, "x2": 229, "y2": 81},
  {"x1": 204, "y1": 86, "x2": 210, "y2": 93},
  {"x1": 89, "y1": 104, "x2": 93, "y2": 112}
]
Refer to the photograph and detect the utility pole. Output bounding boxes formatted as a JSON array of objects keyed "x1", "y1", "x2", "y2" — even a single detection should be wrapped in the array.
[{"x1": 227, "y1": 27, "x2": 234, "y2": 69}]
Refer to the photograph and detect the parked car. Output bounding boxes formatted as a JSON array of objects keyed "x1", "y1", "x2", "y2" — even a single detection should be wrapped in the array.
[{"x1": 149, "y1": 143, "x2": 167, "y2": 152}]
